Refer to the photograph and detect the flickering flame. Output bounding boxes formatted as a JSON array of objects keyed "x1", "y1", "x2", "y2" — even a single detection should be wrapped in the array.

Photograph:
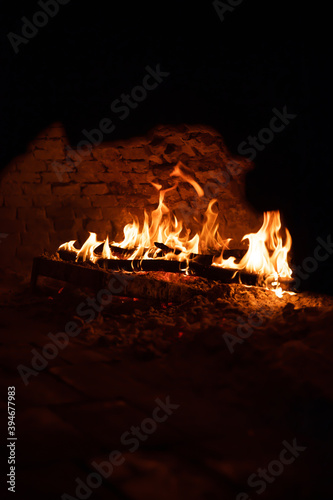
[
  {"x1": 213, "y1": 210, "x2": 292, "y2": 292},
  {"x1": 170, "y1": 162, "x2": 204, "y2": 197},
  {"x1": 57, "y1": 160, "x2": 293, "y2": 294}
]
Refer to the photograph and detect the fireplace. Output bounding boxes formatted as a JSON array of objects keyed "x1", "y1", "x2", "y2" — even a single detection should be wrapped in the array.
[
  {"x1": 0, "y1": 122, "x2": 262, "y2": 277},
  {"x1": 1, "y1": 2, "x2": 332, "y2": 499},
  {"x1": 0, "y1": 120, "x2": 297, "y2": 301}
]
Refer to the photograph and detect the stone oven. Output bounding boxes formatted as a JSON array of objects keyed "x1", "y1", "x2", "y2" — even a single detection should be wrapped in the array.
[{"x1": 0, "y1": 122, "x2": 262, "y2": 278}]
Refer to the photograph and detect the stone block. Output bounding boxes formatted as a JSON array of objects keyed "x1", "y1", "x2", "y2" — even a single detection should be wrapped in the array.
[
  {"x1": 99, "y1": 207, "x2": 121, "y2": 222},
  {"x1": 117, "y1": 195, "x2": 146, "y2": 208},
  {"x1": 4, "y1": 195, "x2": 33, "y2": 208},
  {"x1": 26, "y1": 218, "x2": 53, "y2": 232},
  {"x1": 32, "y1": 195, "x2": 54, "y2": 207},
  {"x1": 77, "y1": 160, "x2": 105, "y2": 173},
  {"x1": 0, "y1": 181, "x2": 22, "y2": 195},
  {"x1": 69, "y1": 170, "x2": 99, "y2": 183},
  {"x1": 52, "y1": 184, "x2": 81, "y2": 196},
  {"x1": 52, "y1": 195, "x2": 92, "y2": 209},
  {"x1": 92, "y1": 146, "x2": 121, "y2": 162},
  {"x1": 49, "y1": 230, "x2": 81, "y2": 249},
  {"x1": 90, "y1": 195, "x2": 119, "y2": 207},
  {"x1": 84, "y1": 220, "x2": 113, "y2": 237},
  {"x1": 33, "y1": 139, "x2": 66, "y2": 160},
  {"x1": 17, "y1": 207, "x2": 46, "y2": 220},
  {"x1": 10, "y1": 171, "x2": 41, "y2": 183},
  {"x1": 149, "y1": 154, "x2": 164, "y2": 165},
  {"x1": 53, "y1": 217, "x2": 76, "y2": 231},
  {"x1": 42, "y1": 172, "x2": 71, "y2": 184},
  {"x1": 105, "y1": 159, "x2": 133, "y2": 172},
  {"x1": 82, "y1": 183, "x2": 109, "y2": 195},
  {"x1": 15, "y1": 154, "x2": 47, "y2": 172},
  {"x1": 21, "y1": 230, "x2": 50, "y2": 247},
  {"x1": 75, "y1": 207, "x2": 103, "y2": 220},
  {"x1": 22, "y1": 183, "x2": 52, "y2": 196},
  {"x1": 46, "y1": 206, "x2": 75, "y2": 219},
  {"x1": 118, "y1": 146, "x2": 149, "y2": 160},
  {"x1": 95, "y1": 172, "x2": 119, "y2": 183}
]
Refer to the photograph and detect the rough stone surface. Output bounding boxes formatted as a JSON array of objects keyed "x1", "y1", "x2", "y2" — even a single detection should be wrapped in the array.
[{"x1": 0, "y1": 122, "x2": 260, "y2": 276}]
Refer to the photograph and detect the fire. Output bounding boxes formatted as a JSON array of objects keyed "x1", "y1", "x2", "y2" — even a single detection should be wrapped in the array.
[
  {"x1": 57, "y1": 161, "x2": 293, "y2": 293},
  {"x1": 213, "y1": 211, "x2": 292, "y2": 290}
]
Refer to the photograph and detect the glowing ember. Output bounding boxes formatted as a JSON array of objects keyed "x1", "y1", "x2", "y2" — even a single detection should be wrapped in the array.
[{"x1": 58, "y1": 161, "x2": 293, "y2": 294}]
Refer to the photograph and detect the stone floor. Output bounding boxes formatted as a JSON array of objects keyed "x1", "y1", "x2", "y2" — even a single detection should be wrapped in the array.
[{"x1": 0, "y1": 269, "x2": 333, "y2": 500}]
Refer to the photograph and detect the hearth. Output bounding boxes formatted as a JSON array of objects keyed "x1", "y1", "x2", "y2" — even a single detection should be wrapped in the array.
[
  {"x1": 31, "y1": 159, "x2": 295, "y2": 303},
  {"x1": 2, "y1": 2, "x2": 332, "y2": 499},
  {"x1": 3, "y1": 128, "x2": 293, "y2": 301}
]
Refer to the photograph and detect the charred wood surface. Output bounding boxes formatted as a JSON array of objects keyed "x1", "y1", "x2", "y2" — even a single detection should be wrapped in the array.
[
  {"x1": 153, "y1": 242, "x2": 247, "y2": 265},
  {"x1": 46, "y1": 249, "x2": 295, "y2": 297},
  {"x1": 31, "y1": 257, "x2": 207, "y2": 302}
]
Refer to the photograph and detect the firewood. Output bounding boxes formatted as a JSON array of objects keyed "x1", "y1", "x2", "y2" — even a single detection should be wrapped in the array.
[
  {"x1": 54, "y1": 250, "x2": 294, "y2": 290},
  {"x1": 153, "y1": 242, "x2": 246, "y2": 266},
  {"x1": 154, "y1": 242, "x2": 182, "y2": 255},
  {"x1": 31, "y1": 257, "x2": 203, "y2": 302},
  {"x1": 98, "y1": 258, "x2": 184, "y2": 273}
]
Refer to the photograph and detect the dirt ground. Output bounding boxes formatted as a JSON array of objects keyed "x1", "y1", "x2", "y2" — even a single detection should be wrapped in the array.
[{"x1": 0, "y1": 268, "x2": 332, "y2": 500}]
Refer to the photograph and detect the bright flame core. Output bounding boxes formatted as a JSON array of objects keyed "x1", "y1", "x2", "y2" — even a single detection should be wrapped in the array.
[
  {"x1": 212, "y1": 211, "x2": 292, "y2": 286},
  {"x1": 58, "y1": 161, "x2": 293, "y2": 291}
]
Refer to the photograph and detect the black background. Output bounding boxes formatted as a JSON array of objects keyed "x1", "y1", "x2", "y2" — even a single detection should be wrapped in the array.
[{"x1": 0, "y1": 0, "x2": 332, "y2": 293}]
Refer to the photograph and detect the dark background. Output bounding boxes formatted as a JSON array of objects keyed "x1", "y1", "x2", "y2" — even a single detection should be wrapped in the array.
[{"x1": 0, "y1": 0, "x2": 331, "y2": 293}]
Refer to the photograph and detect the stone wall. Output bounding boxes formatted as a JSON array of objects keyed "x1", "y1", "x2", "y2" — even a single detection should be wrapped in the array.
[{"x1": 0, "y1": 122, "x2": 261, "y2": 277}]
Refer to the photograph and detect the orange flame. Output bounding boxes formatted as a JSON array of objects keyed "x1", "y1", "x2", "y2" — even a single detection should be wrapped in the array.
[
  {"x1": 213, "y1": 210, "x2": 292, "y2": 291},
  {"x1": 57, "y1": 161, "x2": 293, "y2": 294}
]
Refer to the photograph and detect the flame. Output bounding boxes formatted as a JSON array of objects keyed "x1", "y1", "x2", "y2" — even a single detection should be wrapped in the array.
[
  {"x1": 213, "y1": 210, "x2": 292, "y2": 291},
  {"x1": 199, "y1": 199, "x2": 227, "y2": 254},
  {"x1": 170, "y1": 162, "x2": 204, "y2": 197},
  {"x1": 57, "y1": 160, "x2": 293, "y2": 294}
]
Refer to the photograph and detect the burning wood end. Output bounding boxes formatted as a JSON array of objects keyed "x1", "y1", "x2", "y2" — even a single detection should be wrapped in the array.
[{"x1": 57, "y1": 161, "x2": 294, "y2": 295}]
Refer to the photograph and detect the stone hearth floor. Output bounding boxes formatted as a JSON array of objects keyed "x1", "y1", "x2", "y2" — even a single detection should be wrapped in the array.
[{"x1": 0, "y1": 271, "x2": 332, "y2": 500}]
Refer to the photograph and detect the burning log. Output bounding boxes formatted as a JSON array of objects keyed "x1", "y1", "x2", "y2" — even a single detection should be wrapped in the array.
[
  {"x1": 57, "y1": 248, "x2": 183, "y2": 273},
  {"x1": 98, "y1": 258, "x2": 184, "y2": 274},
  {"x1": 154, "y1": 242, "x2": 182, "y2": 255},
  {"x1": 31, "y1": 256, "x2": 295, "y2": 304},
  {"x1": 153, "y1": 242, "x2": 246, "y2": 265},
  {"x1": 95, "y1": 243, "x2": 151, "y2": 258},
  {"x1": 188, "y1": 261, "x2": 258, "y2": 286},
  {"x1": 57, "y1": 249, "x2": 78, "y2": 262},
  {"x1": 53, "y1": 248, "x2": 294, "y2": 291},
  {"x1": 107, "y1": 245, "x2": 136, "y2": 257},
  {"x1": 31, "y1": 256, "x2": 206, "y2": 302}
]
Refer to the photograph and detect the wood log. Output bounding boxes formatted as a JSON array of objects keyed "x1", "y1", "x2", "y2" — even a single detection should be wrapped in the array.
[
  {"x1": 54, "y1": 250, "x2": 294, "y2": 290},
  {"x1": 188, "y1": 261, "x2": 258, "y2": 286},
  {"x1": 153, "y1": 241, "x2": 247, "y2": 265},
  {"x1": 57, "y1": 249, "x2": 78, "y2": 262},
  {"x1": 31, "y1": 257, "x2": 204, "y2": 302},
  {"x1": 94, "y1": 243, "x2": 154, "y2": 258},
  {"x1": 57, "y1": 249, "x2": 184, "y2": 273},
  {"x1": 154, "y1": 242, "x2": 182, "y2": 255},
  {"x1": 98, "y1": 258, "x2": 184, "y2": 273}
]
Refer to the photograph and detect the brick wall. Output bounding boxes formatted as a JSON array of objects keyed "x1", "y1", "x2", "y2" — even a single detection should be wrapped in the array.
[{"x1": 0, "y1": 122, "x2": 261, "y2": 277}]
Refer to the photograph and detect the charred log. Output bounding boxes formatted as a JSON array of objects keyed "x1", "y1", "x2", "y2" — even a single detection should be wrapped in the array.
[{"x1": 153, "y1": 242, "x2": 247, "y2": 265}]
